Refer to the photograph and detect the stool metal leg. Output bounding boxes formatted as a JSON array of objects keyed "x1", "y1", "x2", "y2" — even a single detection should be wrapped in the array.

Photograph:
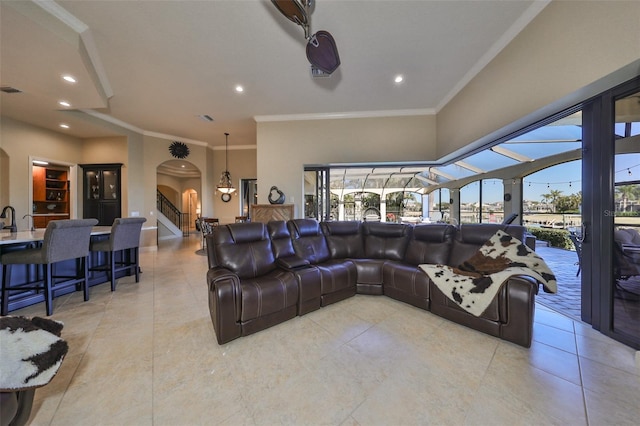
[
  {"x1": 133, "y1": 247, "x2": 140, "y2": 283},
  {"x1": 44, "y1": 263, "x2": 53, "y2": 316},
  {"x1": 1, "y1": 264, "x2": 9, "y2": 316},
  {"x1": 110, "y1": 251, "x2": 116, "y2": 291},
  {"x1": 82, "y1": 255, "x2": 90, "y2": 301}
]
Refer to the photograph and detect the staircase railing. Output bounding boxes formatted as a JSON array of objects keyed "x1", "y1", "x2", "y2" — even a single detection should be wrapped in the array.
[{"x1": 157, "y1": 190, "x2": 187, "y2": 236}]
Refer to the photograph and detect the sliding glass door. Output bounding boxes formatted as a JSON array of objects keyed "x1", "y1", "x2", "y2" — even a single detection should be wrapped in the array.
[
  {"x1": 611, "y1": 88, "x2": 640, "y2": 345},
  {"x1": 304, "y1": 168, "x2": 330, "y2": 221},
  {"x1": 584, "y1": 76, "x2": 640, "y2": 349}
]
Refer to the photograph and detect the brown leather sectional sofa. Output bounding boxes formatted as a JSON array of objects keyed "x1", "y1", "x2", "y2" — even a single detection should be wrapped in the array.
[{"x1": 205, "y1": 219, "x2": 542, "y2": 347}]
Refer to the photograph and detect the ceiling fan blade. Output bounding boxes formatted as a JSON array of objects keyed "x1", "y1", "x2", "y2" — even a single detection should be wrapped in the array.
[
  {"x1": 306, "y1": 30, "x2": 340, "y2": 75},
  {"x1": 271, "y1": 0, "x2": 308, "y2": 26}
]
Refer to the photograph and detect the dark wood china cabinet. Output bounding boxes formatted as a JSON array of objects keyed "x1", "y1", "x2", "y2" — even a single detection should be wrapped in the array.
[{"x1": 80, "y1": 163, "x2": 122, "y2": 226}]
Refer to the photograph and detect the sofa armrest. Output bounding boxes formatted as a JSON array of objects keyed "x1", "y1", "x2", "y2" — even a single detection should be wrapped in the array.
[
  {"x1": 207, "y1": 267, "x2": 242, "y2": 344},
  {"x1": 499, "y1": 275, "x2": 538, "y2": 347},
  {"x1": 276, "y1": 256, "x2": 310, "y2": 270}
]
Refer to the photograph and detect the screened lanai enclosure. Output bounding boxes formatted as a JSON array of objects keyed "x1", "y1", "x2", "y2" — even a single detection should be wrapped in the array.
[
  {"x1": 304, "y1": 112, "x2": 585, "y2": 227},
  {"x1": 304, "y1": 83, "x2": 640, "y2": 350}
]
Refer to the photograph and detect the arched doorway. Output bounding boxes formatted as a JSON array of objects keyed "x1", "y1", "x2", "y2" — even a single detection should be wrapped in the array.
[{"x1": 156, "y1": 160, "x2": 201, "y2": 239}]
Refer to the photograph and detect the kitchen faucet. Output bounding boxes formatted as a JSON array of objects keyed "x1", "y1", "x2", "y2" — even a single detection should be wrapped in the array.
[
  {"x1": 1, "y1": 205, "x2": 17, "y2": 232},
  {"x1": 22, "y1": 213, "x2": 35, "y2": 232}
]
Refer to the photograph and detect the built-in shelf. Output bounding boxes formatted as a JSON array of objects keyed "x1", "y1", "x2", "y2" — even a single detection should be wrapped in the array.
[{"x1": 32, "y1": 165, "x2": 70, "y2": 228}]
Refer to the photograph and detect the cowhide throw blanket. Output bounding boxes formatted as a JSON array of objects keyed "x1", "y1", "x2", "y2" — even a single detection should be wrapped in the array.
[
  {"x1": 419, "y1": 230, "x2": 557, "y2": 317},
  {"x1": 0, "y1": 316, "x2": 68, "y2": 391}
]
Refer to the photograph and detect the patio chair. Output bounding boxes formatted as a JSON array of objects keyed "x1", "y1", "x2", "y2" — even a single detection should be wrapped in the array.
[
  {"x1": 502, "y1": 213, "x2": 519, "y2": 224},
  {"x1": 568, "y1": 231, "x2": 582, "y2": 276},
  {"x1": 613, "y1": 228, "x2": 640, "y2": 279}
]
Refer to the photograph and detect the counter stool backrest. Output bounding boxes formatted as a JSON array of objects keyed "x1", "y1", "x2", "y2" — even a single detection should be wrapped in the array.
[
  {"x1": 43, "y1": 219, "x2": 99, "y2": 263},
  {"x1": 108, "y1": 217, "x2": 147, "y2": 251}
]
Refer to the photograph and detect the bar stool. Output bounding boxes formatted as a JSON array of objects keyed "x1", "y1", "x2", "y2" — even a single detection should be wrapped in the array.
[
  {"x1": 1, "y1": 218, "x2": 98, "y2": 316},
  {"x1": 198, "y1": 218, "x2": 218, "y2": 249},
  {"x1": 89, "y1": 217, "x2": 147, "y2": 291},
  {"x1": 203, "y1": 218, "x2": 219, "y2": 227}
]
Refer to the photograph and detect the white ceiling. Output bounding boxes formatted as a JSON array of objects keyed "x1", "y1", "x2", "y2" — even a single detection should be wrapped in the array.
[{"x1": 1, "y1": 0, "x2": 545, "y2": 149}]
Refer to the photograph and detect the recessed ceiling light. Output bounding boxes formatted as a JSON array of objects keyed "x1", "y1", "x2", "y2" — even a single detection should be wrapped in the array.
[
  {"x1": 62, "y1": 75, "x2": 76, "y2": 83},
  {"x1": 394, "y1": 75, "x2": 404, "y2": 84},
  {"x1": 235, "y1": 85, "x2": 244, "y2": 93},
  {"x1": 59, "y1": 100, "x2": 71, "y2": 107},
  {"x1": 59, "y1": 124, "x2": 70, "y2": 129}
]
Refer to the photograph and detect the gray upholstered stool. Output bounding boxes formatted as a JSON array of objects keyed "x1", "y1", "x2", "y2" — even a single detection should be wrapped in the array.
[
  {"x1": 0, "y1": 218, "x2": 98, "y2": 316},
  {"x1": 89, "y1": 217, "x2": 146, "y2": 291}
]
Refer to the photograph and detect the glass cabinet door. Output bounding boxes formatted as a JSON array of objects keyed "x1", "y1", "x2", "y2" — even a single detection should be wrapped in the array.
[
  {"x1": 86, "y1": 170, "x2": 100, "y2": 200},
  {"x1": 102, "y1": 170, "x2": 119, "y2": 200}
]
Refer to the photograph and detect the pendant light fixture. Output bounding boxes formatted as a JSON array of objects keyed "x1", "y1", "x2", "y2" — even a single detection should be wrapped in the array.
[{"x1": 217, "y1": 132, "x2": 236, "y2": 194}]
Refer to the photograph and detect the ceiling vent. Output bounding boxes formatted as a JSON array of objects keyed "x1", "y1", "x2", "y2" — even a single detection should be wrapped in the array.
[
  {"x1": 1, "y1": 86, "x2": 23, "y2": 93},
  {"x1": 310, "y1": 66, "x2": 331, "y2": 78},
  {"x1": 198, "y1": 114, "x2": 214, "y2": 122}
]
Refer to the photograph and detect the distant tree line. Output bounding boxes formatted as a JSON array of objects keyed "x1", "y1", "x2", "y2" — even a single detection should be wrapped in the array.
[{"x1": 541, "y1": 190, "x2": 582, "y2": 213}]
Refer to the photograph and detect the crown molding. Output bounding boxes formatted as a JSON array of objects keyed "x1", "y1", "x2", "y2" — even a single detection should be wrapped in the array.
[
  {"x1": 211, "y1": 145, "x2": 257, "y2": 151},
  {"x1": 254, "y1": 108, "x2": 435, "y2": 123}
]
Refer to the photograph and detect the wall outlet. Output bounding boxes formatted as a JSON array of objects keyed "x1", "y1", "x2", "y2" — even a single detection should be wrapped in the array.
[{"x1": 131, "y1": 211, "x2": 139, "y2": 217}]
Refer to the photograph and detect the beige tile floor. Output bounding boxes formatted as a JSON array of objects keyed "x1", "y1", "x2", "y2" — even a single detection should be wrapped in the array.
[{"x1": 11, "y1": 234, "x2": 640, "y2": 425}]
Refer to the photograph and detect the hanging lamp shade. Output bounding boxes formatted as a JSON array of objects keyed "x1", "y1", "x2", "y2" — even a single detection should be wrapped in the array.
[{"x1": 217, "y1": 133, "x2": 236, "y2": 194}]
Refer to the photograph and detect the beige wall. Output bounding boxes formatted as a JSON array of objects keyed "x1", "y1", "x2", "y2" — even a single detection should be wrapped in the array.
[
  {"x1": 212, "y1": 147, "x2": 257, "y2": 224},
  {"x1": 141, "y1": 135, "x2": 208, "y2": 228},
  {"x1": 256, "y1": 115, "x2": 437, "y2": 216},
  {"x1": 0, "y1": 149, "x2": 9, "y2": 208},
  {"x1": 0, "y1": 116, "x2": 84, "y2": 230},
  {"x1": 437, "y1": 0, "x2": 640, "y2": 158}
]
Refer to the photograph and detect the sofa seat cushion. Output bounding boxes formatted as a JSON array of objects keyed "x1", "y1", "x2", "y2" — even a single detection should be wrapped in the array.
[
  {"x1": 316, "y1": 260, "x2": 357, "y2": 296},
  {"x1": 239, "y1": 269, "x2": 299, "y2": 322},
  {"x1": 353, "y1": 259, "x2": 385, "y2": 284},
  {"x1": 382, "y1": 261, "x2": 430, "y2": 300}
]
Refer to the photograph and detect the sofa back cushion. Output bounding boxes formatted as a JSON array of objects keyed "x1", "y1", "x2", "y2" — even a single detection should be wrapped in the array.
[
  {"x1": 213, "y1": 223, "x2": 275, "y2": 279},
  {"x1": 267, "y1": 220, "x2": 295, "y2": 258},
  {"x1": 448, "y1": 224, "x2": 527, "y2": 266},
  {"x1": 362, "y1": 222, "x2": 411, "y2": 260},
  {"x1": 404, "y1": 224, "x2": 455, "y2": 265},
  {"x1": 287, "y1": 219, "x2": 331, "y2": 264},
  {"x1": 320, "y1": 221, "x2": 365, "y2": 259}
]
